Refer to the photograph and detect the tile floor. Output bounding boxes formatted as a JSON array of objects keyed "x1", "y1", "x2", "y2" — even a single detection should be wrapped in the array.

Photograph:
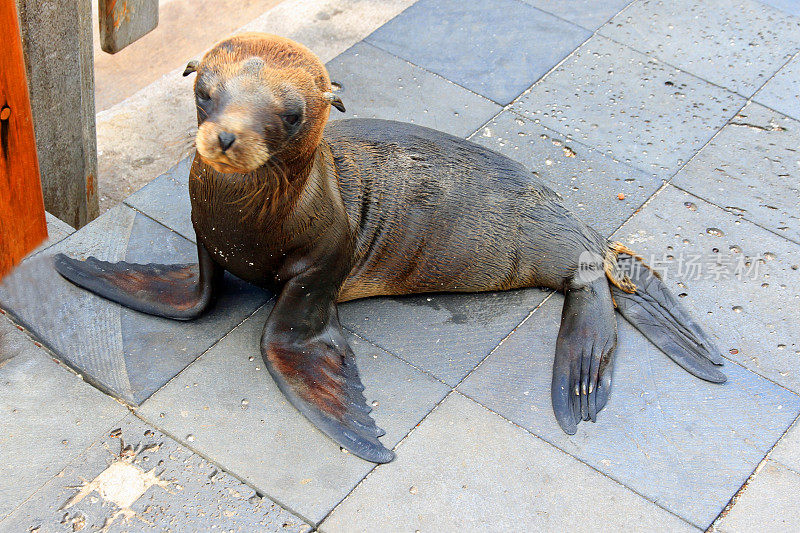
[{"x1": 3, "y1": 0, "x2": 800, "y2": 530}]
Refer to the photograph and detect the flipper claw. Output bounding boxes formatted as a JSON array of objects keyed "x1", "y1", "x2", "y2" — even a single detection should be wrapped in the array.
[{"x1": 552, "y1": 280, "x2": 617, "y2": 434}]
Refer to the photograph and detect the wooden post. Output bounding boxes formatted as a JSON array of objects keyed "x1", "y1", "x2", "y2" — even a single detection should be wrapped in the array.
[
  {"x1": 0, "y1": 1, "x2": 48, "y2": 279},
  {"x1": 99, "y1": 0, "x2": 159, "y2": 54},
  {"x1": 15, "y1": 0, "x2": 99, "y2": 229}
]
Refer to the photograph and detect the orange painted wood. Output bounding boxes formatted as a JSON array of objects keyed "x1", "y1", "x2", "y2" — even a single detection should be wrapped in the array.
[{"x1": 0, "y1": 1, "x2": 47, "y2": 279}]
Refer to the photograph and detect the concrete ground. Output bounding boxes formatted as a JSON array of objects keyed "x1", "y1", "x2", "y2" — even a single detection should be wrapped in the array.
[
  {"x1": 92, "y1": 0, "x2": 285, "y2": 111},
  {"x1": 3, "y1": 0, "x2": 800, "y2": 531}
]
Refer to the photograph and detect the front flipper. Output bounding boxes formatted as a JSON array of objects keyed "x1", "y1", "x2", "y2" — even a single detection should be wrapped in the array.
[
  {"x1": 551, "y1": 279, "x2": 618, "y2": 435},
  {"x1": 54, "y1": 241, "x2": 221, "y2": 320},
  {"x1": 261, "y1": 280, "x2": 393, "y2": 463}
]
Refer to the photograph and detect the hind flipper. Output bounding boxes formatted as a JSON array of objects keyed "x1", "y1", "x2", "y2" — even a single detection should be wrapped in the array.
[
  {"x1": 261, "y1": 277, "x2": 393, "y2": 463},
  {"x1": 551, "y1": 278, "x2": 618, "y2": 434},
  {"x1": 54, "y1": 241, "x2": 221, "y2": 320},
  {"x1": 611, "y1": 255, "x2": 726, "y2": 383}
]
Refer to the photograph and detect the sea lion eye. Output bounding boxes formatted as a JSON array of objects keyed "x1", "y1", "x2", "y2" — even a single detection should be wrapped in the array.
[
  {"x1": 196, "y1": 91, "x2": 211, "y2": 102},
  {"x1": 281, "y1": 113, "x2": 301, "y2": 127}
]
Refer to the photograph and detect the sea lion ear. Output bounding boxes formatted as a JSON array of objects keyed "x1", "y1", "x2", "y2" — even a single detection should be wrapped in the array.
[
  {"x1": 323, "y1": 92, "x2": 346, "y2": 113},
  {"x1": 183, "y1": 60, "x2": 199, "y2": 77}
]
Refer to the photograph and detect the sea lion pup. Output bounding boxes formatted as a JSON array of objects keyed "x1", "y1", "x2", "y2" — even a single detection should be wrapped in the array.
[{"x1": 55, "y1": 33, "x2": 726, "y2": 463}]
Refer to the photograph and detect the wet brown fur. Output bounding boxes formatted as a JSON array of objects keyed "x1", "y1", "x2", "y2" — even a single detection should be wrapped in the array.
[{"x1": 188, "y1": 33, "x2": 637, "y2": 304}]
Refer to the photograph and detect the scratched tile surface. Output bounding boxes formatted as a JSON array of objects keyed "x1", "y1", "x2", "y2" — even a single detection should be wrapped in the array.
[
  {"x1": 599, "y1": 0, "x2": 800, "y2": 96},
  {"x1": 0, "y1": 205, "x2": 268, "y2": 405},
  {"x1": 470, "y1": 110, "x2": 661, "y2": 237},
  {"x1": 0, "y1": 316, "x2": 128, "y2": 520},
  {"x1": 512, "y1": 36, "x2": 744, "y2": 179},
  {"x1": 672, "y1": 103, "x2": 800, "y2": 244},
  {"x1": 0, "y1": 415, "x2": 311, "y2": 532}
]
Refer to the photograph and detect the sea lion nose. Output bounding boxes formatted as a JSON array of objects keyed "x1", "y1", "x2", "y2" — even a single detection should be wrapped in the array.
[{"x1": 218, "y1": 131, "x2": 236, "y2": 152}]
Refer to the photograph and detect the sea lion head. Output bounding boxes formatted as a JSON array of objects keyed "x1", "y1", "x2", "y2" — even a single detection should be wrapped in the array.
[{"x1": 185, "y1": 33, "x2": 344, "y2": 174}]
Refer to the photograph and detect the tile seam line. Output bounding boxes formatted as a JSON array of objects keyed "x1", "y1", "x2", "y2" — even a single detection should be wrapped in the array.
[
  {"x1": 601, "y1": 81, "x2": 753, "y2": 249},
  {"x1": 647, "y1": 47, "x2": 800, "y2": 242},
  {"x1": 452, "y1": 291, "x2": 556, "y2": 389},
  {"x1": 127, "y1": 409, "x2": 319, "y2": 530},
  {"x1": 660, "y1": 44, "x2": 800, "y2": 184},
  {"x1": 709, "y1": 410, "x2": 800, "y2": 529},
  {"x1": 317, "y1": 292, "x2": 557, "y2": 528},
  {"x1": 315, "y1": 387, "x2": 459, "y2": 529},
  {"x1": 526, "y1": 0, "x2": 640, "y2": 34},
  {"x1": 750, "y1": 48, "x2": 800, "y2": 119},
  {"x1": 346, "y1": 285, "x2": 555, "y2": 391},
  {"x1": 133, "y1": 296, "x2": 272, "y2": 404},
  {"x1": 508, "y1": 0, "x2": 598, "y2": 35}
]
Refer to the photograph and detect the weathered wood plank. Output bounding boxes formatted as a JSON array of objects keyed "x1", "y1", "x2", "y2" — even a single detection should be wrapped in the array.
[
  {"x1": 99, "y1": 0, "x2": 159, "y2": 54},
  {"x1": 0, "y1": 1, "x2": 47, "y2": 279},
  {"x1": 15, "y1": 0, "x2": 99, "y2": 229}
]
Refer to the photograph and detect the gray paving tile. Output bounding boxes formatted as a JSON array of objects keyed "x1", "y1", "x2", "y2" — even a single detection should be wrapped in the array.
[
  {"x1": 522, "y1": 0, "x2": 633, "y2": 31},
  {"x1": 459, "y1": 291, "x2": 800, "y2": 528},
  {"x1": 771, "y1": 418, "x2": 800, "y2": 472},
  {"x1": 512, "y1": 35, "x2": 745, "y2": 179},
  {"x1": 326, "y1": 42, "x2": 501, "y2": 138},
  {"x1": 0, "y1": 415, "x2": 310, "y2": 532},
  {"x1": 715, "y1": 460, "x2": 800, "y2": 532},
  {"x1": 125, "y1": 155, "x2": 195, "y2": 243},
  {"x1": 614, "y1": 185, "x2": 800, "y2": 393},
  {"x1": 754, "y1": 52, "x2": 800, "y2": 122},
  {"x1": 0, "y1": 205, "x2": 268, "y2": 405},
  {"x1": 599, "y1": 0, "x2": 800, "y2": 97},
  {"x1": 322, "y1": 393, "x2": 697, "y2": 532},
  {"x1": 0, "y1": 315, "x2": 128, "y2": 520},
  {"x1": 470, "y1": 110, "x2": 662, "y2": 237},
  {"x1": 365, "y1": 0, "x2": 591, "y2": 105},
  {"x1": 673, "y1": 103, "x2": 800, "y2": 244},
  {"x1": 759, "y1": 0, "x2": 800, "y2": 17},
  {"x1": 339, "y1": 288, "x2": 550, "y2": 386},
  {"x1": 137, "y1": 305, "x2": 449, "y2": 525},
  {"x1": 26, "y1": 213, "x2": 77, "y2": 258}
]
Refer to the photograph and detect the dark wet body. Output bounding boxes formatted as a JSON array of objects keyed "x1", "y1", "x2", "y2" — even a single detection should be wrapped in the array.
[{"x1": 190, "y1": 119, "x2": 607, "y2": 299}]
